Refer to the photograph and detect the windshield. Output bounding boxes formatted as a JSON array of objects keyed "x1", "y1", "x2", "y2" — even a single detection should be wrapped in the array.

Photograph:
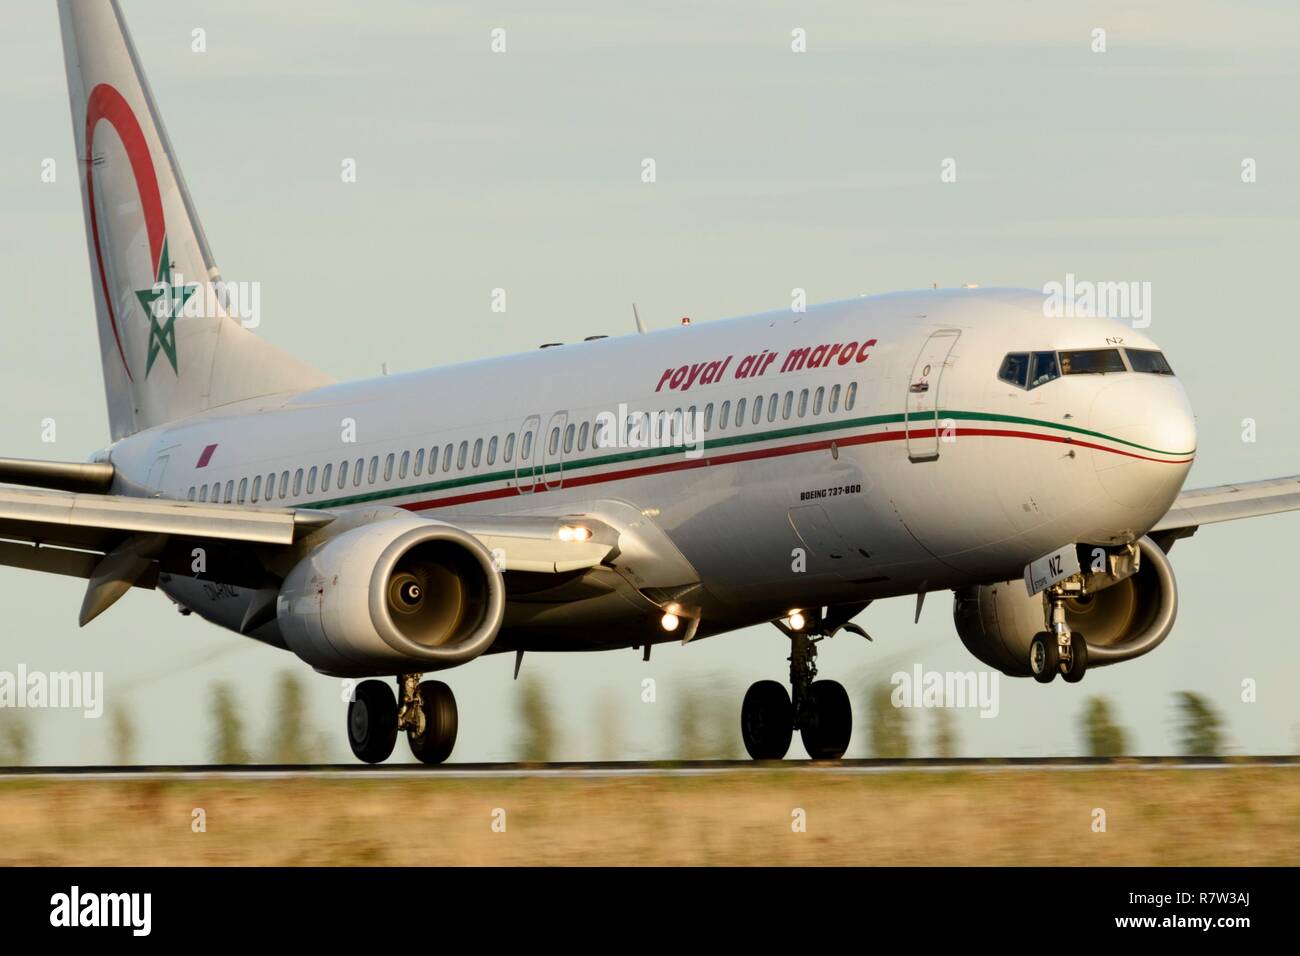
[
  {"x1": 1058, "y1": 348, "x2": 1125, "y2": 375},
  {"x1": 1126, "y1": 348, "x2": 1174, "y2": 375}
]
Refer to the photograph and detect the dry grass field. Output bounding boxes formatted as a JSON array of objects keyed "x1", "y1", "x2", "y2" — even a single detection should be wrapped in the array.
[{"x1": 1, "y1": 768, "x2": 1297, "y2": 866}]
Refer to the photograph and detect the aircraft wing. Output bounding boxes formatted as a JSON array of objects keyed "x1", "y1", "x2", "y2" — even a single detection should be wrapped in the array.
[
  {"x1": 1151, "y1": 475, "x2": 1300, "y2": 535},
  {"x1": 0, "y1": 476, "x2": 617, "y2": 626}
]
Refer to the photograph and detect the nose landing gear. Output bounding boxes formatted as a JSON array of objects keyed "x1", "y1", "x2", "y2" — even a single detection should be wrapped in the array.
[
  {"x1": 741, "y1": 613, "x2": 856, "y2": 761},
  {"x1": 1030, "y1": 584, "x2": 1089, "y2": 683}
]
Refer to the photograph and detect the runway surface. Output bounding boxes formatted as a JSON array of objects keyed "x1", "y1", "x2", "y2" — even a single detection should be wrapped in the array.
[{"x1": 1, "y1": 755, "x2": 1295, "y2": 782}]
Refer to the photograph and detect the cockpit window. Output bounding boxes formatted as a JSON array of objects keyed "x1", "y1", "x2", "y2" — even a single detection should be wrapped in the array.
[
  {"x1": 1030, "y1": 351, "x2": 1059, "y2": 388},
  {"x1": 998, "y1": 353, "x2": 1029, "y2": 388},
  {"x1": 1126, "y1": 348, "x2": 1174, "y2": 375},
  {"x1": 1058, "y1": 348, "x2": 1125, "y2": 375}
]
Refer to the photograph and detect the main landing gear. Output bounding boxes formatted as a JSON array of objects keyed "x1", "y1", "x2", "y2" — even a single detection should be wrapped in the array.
[
  {"x1": 741, "y1": 621, "x2": 853, "y2": 761},
  {"x1": 347, "y1": 674, "x2": 459, "y2": 764},
  {"x1": 1029, "y1": 584, "x2": 1088, "y2": 684}
]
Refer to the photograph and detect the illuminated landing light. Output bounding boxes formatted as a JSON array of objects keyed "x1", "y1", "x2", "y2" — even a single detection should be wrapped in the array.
[
  {"x1": 661, "y1": 612, "x2": 680, "y2": 632},
  {"x1": 787, "y1": 610, "x2": 807, "y2": 631},
  {"x1": 558, "y1": 524, "x2": 592, "y2": 542}
]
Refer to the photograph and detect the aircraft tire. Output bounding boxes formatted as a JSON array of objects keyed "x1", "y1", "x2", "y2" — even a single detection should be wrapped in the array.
[
  {"x1": 349, "y1": 679, "x2": 399, "y2": 764},
  {"x1": 742, "y1": 680, "x2": 794, "y2": 760}
]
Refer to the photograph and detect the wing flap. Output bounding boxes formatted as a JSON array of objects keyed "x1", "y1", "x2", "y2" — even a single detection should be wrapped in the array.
[{"x1": 0, "y1": 486, "x2": 330, "y2": 550}]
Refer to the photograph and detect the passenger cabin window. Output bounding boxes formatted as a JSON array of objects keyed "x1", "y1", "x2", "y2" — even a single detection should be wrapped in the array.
[
  {"x1": 1125, "y1": 348, "x2": 1174, "y2": 375},
  {"x1": 845, "y1": 382, "x2": 858, "y2": 410},
  {"x1": 488, "y1": 436, "x2": 499, "y2": 464},
  {"x1": 237, "y1": 478, "x2": 248, "y2": 504},
  {"x1": 504, "y1": 433, "x2": 516, "y2": 462},
  {"x1": 1059, "y1": 348, "x2": 1125, "y2": 375},
  {"x1": 252, "y1": 475, "x2": 262, "y2": 502},
  {"x1": 307, "y1": 466, "x2": 318, "y2": 494},
  {"x1": 998, "y1": 353, "x2": 1029, "y2": 388},
  {"x1": 473, "y1": 438, "x2": 483, "y2": 467}
]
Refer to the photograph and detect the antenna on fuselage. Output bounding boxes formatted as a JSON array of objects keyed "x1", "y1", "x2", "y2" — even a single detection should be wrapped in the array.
[{"x1": 632, "y1": 303, "x2": 648, "y2": 335}]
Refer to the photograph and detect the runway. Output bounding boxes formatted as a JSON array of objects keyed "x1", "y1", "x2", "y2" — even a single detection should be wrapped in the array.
[{"x1": 1, "y1": 755, "x2": 1294, "y2": 782}]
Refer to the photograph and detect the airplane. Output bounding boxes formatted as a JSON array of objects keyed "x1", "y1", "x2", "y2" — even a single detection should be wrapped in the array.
[{"x1": 5, "y1": 0, "x2": 1299, "y2": 764}]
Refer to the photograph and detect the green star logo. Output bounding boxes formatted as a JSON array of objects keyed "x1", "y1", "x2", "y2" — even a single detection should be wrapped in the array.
[{"x1": 134, "y1": 236, "x2": 197, "y2": 377}]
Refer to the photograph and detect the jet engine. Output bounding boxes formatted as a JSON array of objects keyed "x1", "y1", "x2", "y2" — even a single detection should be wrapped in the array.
[
  {"x1": 277, "y1": 515, "x2": 505, "y2": 675},
  {"x1": 952, "y1": 536, "x2": 1177, "y2": 677}
]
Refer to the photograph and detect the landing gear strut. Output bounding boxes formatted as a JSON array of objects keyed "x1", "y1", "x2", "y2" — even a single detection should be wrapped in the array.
[
  {"x1": 346, "y1": 674, "x2": 458, "y2": 764},
  {"x1": 1030, "y1": 584, "x2": 1088, "y2": 684},
  {"x1": 741, "y1": 617, "x2": 854, "y2": 761}
]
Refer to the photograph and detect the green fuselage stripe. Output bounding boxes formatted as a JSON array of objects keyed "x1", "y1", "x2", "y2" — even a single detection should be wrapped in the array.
[{"x1": 300, "y1": 408, "x2": 1194, "y2": 511}]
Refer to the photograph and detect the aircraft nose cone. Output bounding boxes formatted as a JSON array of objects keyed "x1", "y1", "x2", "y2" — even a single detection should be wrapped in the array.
[{"x1": 1088, "y1": 375, "x2": 1196, "y2": 516}]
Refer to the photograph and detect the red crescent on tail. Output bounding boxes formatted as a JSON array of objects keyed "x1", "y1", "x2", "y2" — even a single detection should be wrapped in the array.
[{"x1": 85, "y1": 83, "x2": 167, "y2": 383}]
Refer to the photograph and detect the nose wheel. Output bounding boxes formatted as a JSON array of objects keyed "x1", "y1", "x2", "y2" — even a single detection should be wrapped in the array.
[
  {"x1": 741, "y1": 620, "x2": 854, "y2": 760},
  {"x1": 1030, "y1": 584, "x2": 1090, "y2": 683}
]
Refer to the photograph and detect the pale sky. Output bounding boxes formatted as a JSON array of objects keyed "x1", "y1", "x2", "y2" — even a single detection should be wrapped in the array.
[{"x1": 2, "y1": 0, "x2": 1299, "y2": 763}]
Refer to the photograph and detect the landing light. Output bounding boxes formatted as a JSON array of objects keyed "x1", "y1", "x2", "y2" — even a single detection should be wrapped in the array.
[
  {"x1": 660, "y1": 612, "x2": 680, "y2": 632},
  {"x1": 558, "y1": 524, "x2": 592, "y2": 542},
  {"x1": 788, "y1": 610, "x2": 806, "y2": 631}
]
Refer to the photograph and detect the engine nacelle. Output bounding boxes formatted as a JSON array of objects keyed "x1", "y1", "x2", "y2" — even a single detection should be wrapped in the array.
[
  {"x1": 953, "y1": 536, "x2": 1177, "y2": 677},
  {"x1": 277, "y1": 515, "x2": 505, "y2": 675}
]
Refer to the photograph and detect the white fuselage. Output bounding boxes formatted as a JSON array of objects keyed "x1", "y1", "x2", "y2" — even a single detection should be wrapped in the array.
[{"x1": 99, "y1": 288, "x2": 1197, "y2": 660}]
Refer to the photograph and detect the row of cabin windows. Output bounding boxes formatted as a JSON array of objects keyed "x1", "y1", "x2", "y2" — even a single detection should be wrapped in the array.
[
  {"x1": 185, "y1": 381, "x2": 860, "y2": 505},
  {"x1": 569, "y1": 382, "x2": 859, "y2": 452}
]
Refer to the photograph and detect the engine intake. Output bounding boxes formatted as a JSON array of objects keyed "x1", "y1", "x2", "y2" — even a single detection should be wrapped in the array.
[
  {"x1": 953, "y1": 536, "x2": 1177, "y2": 676},
  {"x1": 278, "y1": 515, "x2": 505, "y2": 675}
]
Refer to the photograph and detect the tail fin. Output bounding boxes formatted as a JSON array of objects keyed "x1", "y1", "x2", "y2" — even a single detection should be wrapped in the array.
[{"x1": 58, "y1": 0, "x2": 332, "y2": 441}]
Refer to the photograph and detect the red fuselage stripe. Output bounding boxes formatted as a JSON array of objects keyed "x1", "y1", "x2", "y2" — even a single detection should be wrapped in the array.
[{"x1": 400, "y1": 425, "x2": 1192, "y2": 513}]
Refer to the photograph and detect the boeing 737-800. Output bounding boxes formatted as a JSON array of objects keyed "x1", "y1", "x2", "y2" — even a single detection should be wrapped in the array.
[{"x1": 4, "y1": 1, "x2": 1299, "y2": 763}]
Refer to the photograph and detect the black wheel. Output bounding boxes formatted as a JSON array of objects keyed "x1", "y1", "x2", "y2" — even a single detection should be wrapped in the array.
[
  {"x1": 1062, "y1": 632, "x2": 1089, "y2": 684},
  {"x1": 348, "y1": 679, "x2": 398, "y2": 764},
  {"x1": 800, "y1": 679, "x2": 852, "y2": 760},
  {"x1": 408, "y1": 680, "x2": 458, "y2": 765},
  {"x1": 741, "y1": 680, "x2": 793, "y2": 760},
  {"x1": 1029, "y1": 632, "x2": 1059, "y2": 684}
]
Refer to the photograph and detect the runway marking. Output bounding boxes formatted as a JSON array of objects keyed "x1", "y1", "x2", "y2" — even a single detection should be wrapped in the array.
[{"x1": 1, "y1": 757, "x2": 1293, "y2": 783}]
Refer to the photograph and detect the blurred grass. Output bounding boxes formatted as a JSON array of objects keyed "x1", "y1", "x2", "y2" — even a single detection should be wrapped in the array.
[{"x1": 0, "y1": 768, "x2": 1296, "y2": 865}]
